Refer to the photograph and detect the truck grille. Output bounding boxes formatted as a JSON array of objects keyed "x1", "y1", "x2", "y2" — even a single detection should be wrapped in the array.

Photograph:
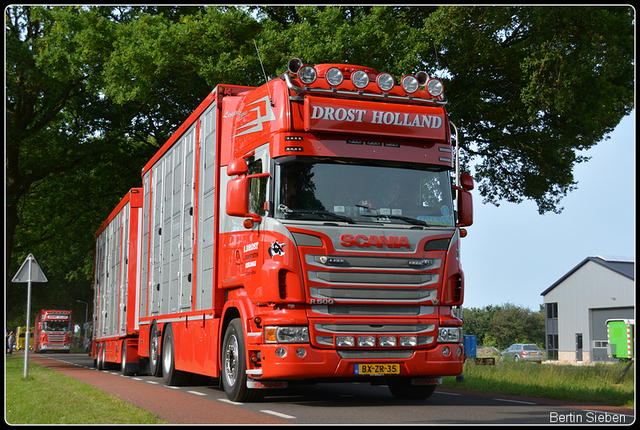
[
  {"x1": 47, "y1": 334, "x2": 66, "y2": 343},
  {"x1": 299, "y1": 232, "x2": 448, "y2": 349},
  {"x1": 305, "y1": 254, "x2": 441, "y2": 308},
  {"x1": 311, "y1": 304, "x2": 434, "y2": 316}
]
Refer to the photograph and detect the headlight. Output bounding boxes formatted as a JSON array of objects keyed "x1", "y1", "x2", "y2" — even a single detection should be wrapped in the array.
[
  {"x1": 326, "y1": 67, "x2": 344, "y2": 86},
  {"x1": 379, "y1": 336, "x2": 397, "y2": 347},
  {"x1": 376, "y1": 72, "x2": 395, "y2": 92},
  {"x1": 298, "y1": 65, "x2": 317, "y2": 85},
  {"x1": 336, "y1": 336, "x2": 355, "y2": 347},
  {"x1": 351, "y1": 70, "x2": 370, "y2": 89},
  {"x1": 427, "y1": 78, "x2": 444, "y2": 97},
  {"x1": 358, "y1": 336, "x2": 376, "y2": 347},
  {"x1": 265, "y1": 326, "x2": 310, "y2": 343},
  {"x1": 400, "y1": 336, "x2": 417, "y2": 347},
  {"x1": 401, "y1": 75, "x2": 419, "y2": 94},
  {"x1": 438, "y1": 327, "x2": 462, "y2": 343}
]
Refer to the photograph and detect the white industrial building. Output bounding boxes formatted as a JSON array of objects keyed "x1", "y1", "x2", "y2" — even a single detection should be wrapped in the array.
[{"x1": 541, "y1": 256, "x2": 634, "y2": 363}]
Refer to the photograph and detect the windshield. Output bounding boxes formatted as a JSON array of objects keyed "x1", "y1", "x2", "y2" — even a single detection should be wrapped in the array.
[
  {"x1": 275, "y1": 157, "x2": 454, "y2": 227},
  {"x1": 42, "y1": 321, "x2": 71, "y2": 332}
]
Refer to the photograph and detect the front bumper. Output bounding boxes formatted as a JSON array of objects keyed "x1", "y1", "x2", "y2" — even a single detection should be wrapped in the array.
[
  {"x1": 249, "y1": 343, "x2": 463, "y2": 381},
  {"x1": 39, "y1": 344, "x2": 71, "y2": 352}
]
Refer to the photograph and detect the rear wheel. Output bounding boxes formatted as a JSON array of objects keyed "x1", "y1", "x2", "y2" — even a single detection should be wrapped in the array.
[
  {"x1": 162, "y1": 324, "x2": 189, "y2": 386},
  {"x1": 387, "y1": 377, "x2": 436, "y2": 400},
  {"x1": 97, "y1": 343, "x2": 105, "y2": 370},
  {"x1": 149, "y1": 323, "x2": 161, "y2": 376},
  {"x1": 121, "y1": 340, "x2": 135, "y2": 376},
  {"x1": 221, "y1": 319, "x2": 264, "y2": 402}
]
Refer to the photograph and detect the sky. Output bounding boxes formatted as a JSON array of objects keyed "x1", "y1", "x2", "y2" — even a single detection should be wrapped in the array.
[{"x1": 461, "y1": 111, "x2": 635, "y2": 311}]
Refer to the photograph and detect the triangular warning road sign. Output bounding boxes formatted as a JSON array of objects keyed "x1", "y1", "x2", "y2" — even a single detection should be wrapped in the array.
[{"x1": 12, "y1": 253, "x2": 48, "y2": 283}]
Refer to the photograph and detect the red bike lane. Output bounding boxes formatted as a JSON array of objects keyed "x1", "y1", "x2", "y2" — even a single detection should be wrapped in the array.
[{"x1": 22, "y1": 353, "x2": 290, "y2": 425}]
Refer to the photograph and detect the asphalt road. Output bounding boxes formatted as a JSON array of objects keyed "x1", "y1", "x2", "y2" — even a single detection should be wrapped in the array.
[{"x1": 22, "y1": 352, "x2": 635, "y2": 425}]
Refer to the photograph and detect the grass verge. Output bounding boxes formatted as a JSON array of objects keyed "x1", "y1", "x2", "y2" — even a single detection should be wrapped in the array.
[
  {"x1": 5, "y1": 354, "x2": 168, "y2": 424},
  {"x1": 441, "y1": 360, "x2": 634, "y2": 408}
]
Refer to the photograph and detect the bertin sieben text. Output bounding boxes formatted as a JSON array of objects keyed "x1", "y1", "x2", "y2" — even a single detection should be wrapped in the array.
[{"x1": 549, "y1": 411, "x2": 629, "y2": 424}]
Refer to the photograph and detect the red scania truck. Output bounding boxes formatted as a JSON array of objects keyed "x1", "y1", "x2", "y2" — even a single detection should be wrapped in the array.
[
  {"x1": 92, "y1": 58, "x2": 473, "y2": 401},
  {"x1": 33, "y1": 309, "x2": 73, "y2": 353},
  {"x1": 92, "y1": 188, "x2": 143, "y2": 374}
]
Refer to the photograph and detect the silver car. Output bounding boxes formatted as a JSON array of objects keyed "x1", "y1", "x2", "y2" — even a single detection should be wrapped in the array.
[{"x1": 500, "y1": 343, "x2": 544, "y2": 362}]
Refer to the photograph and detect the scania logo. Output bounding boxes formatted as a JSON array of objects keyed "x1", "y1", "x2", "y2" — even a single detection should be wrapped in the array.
[{"x1": 340, "y1": 234, "x2": 410, "y2": 249}]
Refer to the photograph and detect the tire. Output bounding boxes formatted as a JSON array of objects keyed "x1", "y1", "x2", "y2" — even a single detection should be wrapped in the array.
[
  {"x1": 149, "y1": 323, "x2": 161, "y2": 377},
  {"x1": 221, "y1": 319, "x2": 264, "y2": 402},
  {"x1": 120, "y1": 341, "x2": 126, "y2": 375},
  {"x1": 97, "y1": 343, "x2": 105, "y2": 370},
  {"x1": 514, "y1": 355, "x2": 520, "y2": 362},
  {"x1": 121, "y1": 341, "x2": 133, "y2": 376},
  {"x1": 162, "y1": 324, "x2": 189, "y2": 386},
  {"x1": 387, "y1": 377, "x2": 437, "y2": 400}
]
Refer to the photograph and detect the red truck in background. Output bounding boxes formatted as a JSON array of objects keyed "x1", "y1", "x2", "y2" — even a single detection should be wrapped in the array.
[
  {"x1": 33, "y1": 309, "x2": 73, "y2": 353},
  {"x1": 92, "y1": 58, "x2": 474, "y2": 402},
  {"x1": 92, "y1": 188, "x2": 143, "y2": 374}
]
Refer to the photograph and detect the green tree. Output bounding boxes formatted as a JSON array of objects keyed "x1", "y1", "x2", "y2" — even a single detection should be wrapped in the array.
[
  {"x1": 422, "y1": 6, "x2": 634, "y2": 213},
  {"x1": 5, "y1": 6, "x2": 212, "y2": 323},
  {"x1": 463, "y1": 303, "x2": 545, "y2": 349}
]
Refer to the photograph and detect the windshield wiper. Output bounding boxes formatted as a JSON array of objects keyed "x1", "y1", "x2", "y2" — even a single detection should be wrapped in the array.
[
  {"x1": 278, "y1": 204, "x2": 357, "y2": 224},
  {"x1": 361, "y1": 214, "x2": 430, "y2": 227}
]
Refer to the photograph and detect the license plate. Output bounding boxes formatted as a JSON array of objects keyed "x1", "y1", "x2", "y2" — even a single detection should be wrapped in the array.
[{"x1": 355, "y1": 363, "x2": 400, "y2": 375}]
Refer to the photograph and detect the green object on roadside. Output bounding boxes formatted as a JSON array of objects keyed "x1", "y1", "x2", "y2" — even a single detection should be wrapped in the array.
[{"x1": 606, "y1": 319, "x2": 634, "y2": 360}]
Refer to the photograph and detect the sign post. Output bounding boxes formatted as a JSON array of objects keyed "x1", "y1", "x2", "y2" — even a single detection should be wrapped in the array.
[{"x1": 12, "y1": 253, "x2": 48, "y2": 378}]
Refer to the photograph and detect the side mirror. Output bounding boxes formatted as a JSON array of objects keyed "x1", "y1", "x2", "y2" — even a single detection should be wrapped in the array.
[
  {"x1": 456, "y1": 189, "x2": 473, "y2": 227},
  {"x1": 226, "y1": 176, "x2": 250, "y2": 218},
  {"x1": 454, "y1": 174, "x2": 474, "y2": 227},
  {"x1": 460, "y1": 173, "x2": 474, "y2": 191},
  {"x1": 226, "y1": 158, "x2": 268, "y2": 223},
  {"x1": 228, "y1": 158, "x2": 248, "y2": 176}
]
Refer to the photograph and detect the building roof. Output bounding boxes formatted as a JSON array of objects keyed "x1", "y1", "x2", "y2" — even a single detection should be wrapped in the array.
[{"x1": 540, "y1": 256, "x2": 635, "y2": 297}]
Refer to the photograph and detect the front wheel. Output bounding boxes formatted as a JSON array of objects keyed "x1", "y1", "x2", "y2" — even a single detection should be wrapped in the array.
[
  {"x1": 221, "y1": 319, "x2": 264, "y2": 402},
  {"x1": 387, "y1": 378, "x2": 436, "y2": 400}
]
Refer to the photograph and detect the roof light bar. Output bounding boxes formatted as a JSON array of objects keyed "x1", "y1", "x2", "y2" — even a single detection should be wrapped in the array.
[{"x1": 283, "y1": 58, "x2": 447, "y2": 106}]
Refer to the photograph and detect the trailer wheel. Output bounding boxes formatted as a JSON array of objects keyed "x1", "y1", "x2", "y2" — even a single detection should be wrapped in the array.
[
  {"x1": 149, "y1": 323, "x2": 161, "y2": 377},
  {"x1": 387, "y1": 378, "x2": 436, "y2": 400},
  {"x1": 221, "y1": 319, "x2": 264, "y2": 402},
  {"x1": 97, "y1": 343, "x2": 105, "y2": 370},
  {"x1": 121, "y1": 341, "x2": 136, "y2": 376},
  {"x1": 162, "y1": 324, "x2": 189, "y2": 386}
]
